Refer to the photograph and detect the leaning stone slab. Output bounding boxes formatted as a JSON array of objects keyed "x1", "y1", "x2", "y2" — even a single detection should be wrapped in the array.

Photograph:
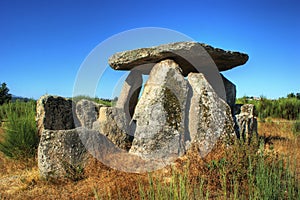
[
  {"x1": 94, "y1": 107, "x2": 133, "y2": 151},
  {"x1": 221, "y1": 74, "x2": 236, "y2": 113},
  {"x1": 38, "y1": 128, "x2": 88, "y2": 179},
  {"x1": 187, "y1": 73, "x2": 235, "y2": 157},
  {"x1": 109, "y1": 41, "x2": 249, "y2": 76},
  {"x1": 36, "y1": 95, "x2": 77, "y2": 135},
  {"x1": 129, "y1": 59, "x2": 188, "y2": 161},
  {"x1": 115, "y1": 70, "x2": 143, "y2": 118},
  {"x1": 75, "y1": 99, "x2": 104, "y2": 129}
]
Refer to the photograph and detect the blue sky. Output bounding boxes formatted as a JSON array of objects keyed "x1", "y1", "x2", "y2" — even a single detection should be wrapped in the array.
[{"x1": 0, "y1": 0, "x2": 299, "y2": 99}]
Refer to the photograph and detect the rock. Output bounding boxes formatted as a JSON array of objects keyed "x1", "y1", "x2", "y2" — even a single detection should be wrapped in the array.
[
  {"x1": 235, "y1": 104, "x2": 258, "y2": 141},
  {"x1": 187, "y1": 73, "x2": 235, "y2": 157},
  {"x1": 38, "y1": 128, "x2": 88, "y2": 179},
  {"x1": 36, "y1": 95, "x2": 77, "y2": 135},
  {"x1": 129, "y1": 59, "x2": 188, "y2": 161},
  {"x1": 221, "y1": 74, "x2": 236, "y2": 113},
  {"x1": 109, "y1": 41, "x2": 249, "y2": 76},
  {"x1": 95, "y1": 107, "x2": 133, "y2": 150},
  {"x1": 75, "y1": 99, "x2": 104, "y2": 129},
  {"x1": 115, "y1": 70, "x2": 142, "y2": 118}
]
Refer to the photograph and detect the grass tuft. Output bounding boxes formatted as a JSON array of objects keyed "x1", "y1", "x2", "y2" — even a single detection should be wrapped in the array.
[{"x1": 0, "y1": 101, "x2": 38, "y2": 159}]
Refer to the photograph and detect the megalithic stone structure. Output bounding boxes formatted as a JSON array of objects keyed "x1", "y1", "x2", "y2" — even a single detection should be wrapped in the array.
[{"x1": 37, "y1": 41, "x2": 255, "y2": 179}]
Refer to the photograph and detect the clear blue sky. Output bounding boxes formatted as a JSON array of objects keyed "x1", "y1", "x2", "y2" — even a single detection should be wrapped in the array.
[{"x1": 0, "y1": 0, "x2": 299, "y2": 99}]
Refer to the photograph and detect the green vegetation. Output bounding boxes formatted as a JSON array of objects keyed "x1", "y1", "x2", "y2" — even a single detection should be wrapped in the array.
[
  {"x1": 237, "y1": 94, "x2": 300, "y2": 120},
  {"x1": 0, "y1": 100, "x2": 38, "y2": 159},
  {"x1": 0, "y1": 93, "x2": 299, "y2": 199},
  {"x1": 138, "y1": 140, "x2": 300, "y2": 200},
  {"x1": 0, "y1": 82, "x2": 12, "y2": 105},
  {"x1": 293, "y1": 120, "x2": 300, "y2": 136},
  {"x1": 72, "y1": 95, "x2": 113, "y2": 107}
]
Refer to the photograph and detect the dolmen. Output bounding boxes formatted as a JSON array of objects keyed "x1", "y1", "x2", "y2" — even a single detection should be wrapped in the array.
[{"x1": 37, "y1": 41, "x2": 256, "y2": 178}]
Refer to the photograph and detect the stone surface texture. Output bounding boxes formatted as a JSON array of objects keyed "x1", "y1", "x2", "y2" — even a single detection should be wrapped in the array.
[
  {"x1": 36, "y1": 95, "x2": 76, "y2": 135},
  {"x1": 109, "y1": 41, "x2": 249, "y2": 76},
  {"x1": 221, "y1": 74, "x2": 236, "y2": 112},
  {"x1": 187, "y1": 73, "x2": 235, "y2": 157},
  {"x1": 95, "y1": 107, "x2": 133, "y2": 150},
  {"x1": 235, "y1": 104, "x2": 258, "y2": 141},
  {"x1": 75, "y1": 99, "x2": 104, "y2": 129},
  {"x1": 38, "y1": 128, "x2": 88, "y2": 179},
  {"x1": 115, "y1": 70, "x2": 142, "y2": 118},
  {"x1": 129, "y1": 59, "x2": 188, "y2": 161}
]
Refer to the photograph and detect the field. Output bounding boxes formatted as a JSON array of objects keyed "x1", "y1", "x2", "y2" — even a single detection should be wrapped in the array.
[
  {"x1": 0, "y1": 100, "x2": 299, "y2": 199},
  {"x1": 0, "y1": 119, "x2": 299, "y2": 199}
]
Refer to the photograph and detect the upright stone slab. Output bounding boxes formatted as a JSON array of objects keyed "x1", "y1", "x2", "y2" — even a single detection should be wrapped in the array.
[
  {"x1": 115, "y1": 70, "x2": 142, "y2": 117},
  {"x1": 36, "y1": 95, "x2": 76, "y2": 135},
  {"x1": 38, "y1": 128, "x2": 88, "y2": 179},
  {"x1": 187, "y1": 73, "x2": 235, "y2": 157},
  {"x1": 75, "y1": 99, "x2": 104, "y2": 129},
  {"x1": 95, "y1": 107, "x2": 133, "y2": 150},
  {"x1": 235, "y1": 104, "x2": 258, "y2": 141},
  {"x1": 129, "y1": 59, "x2": 188, "y2": 161}
]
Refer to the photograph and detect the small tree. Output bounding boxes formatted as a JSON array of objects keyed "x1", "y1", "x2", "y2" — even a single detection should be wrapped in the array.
[
  {"x1": 287, "y1": 93, "x2": 295, "y2": 98},
  {"x1": 0, "y1": 82, "x2": 12, "y2": 105}
]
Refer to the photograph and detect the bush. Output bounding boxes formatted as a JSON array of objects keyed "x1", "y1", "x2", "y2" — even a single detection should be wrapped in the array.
[
  {"x1": 237, "y1": 96, "x2": 300, "y2": 120},
  {"x1": 0, "y1": 100, "x2": 39, "y2": 159},
  {"x1": 72, "y1": 95, "x2": 112, "y2": 107}
]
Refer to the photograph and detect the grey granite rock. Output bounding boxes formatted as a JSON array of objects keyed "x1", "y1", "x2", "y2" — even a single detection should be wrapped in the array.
[
  {"x1": 36, "y1": 95, "x2": 77, "y2": 135},
  {"x1": 75, "y1": 99, "x2": 104, "y2": 129},
  {"x1": 129, "y1": 59, "x2": 188, "y2": 162},
  {"x1": 109, "y1": 41, "x2": 249, "y2": 76},
  {"x1": 235, "y1": 104, "x2": 258, "y2": 141},
  {"x1": 115, "y1": 70, "x2": 142, "y2": 118},
  {"x1": 38, "y1": 128, "x2": 88, "y2": 179},
  {"x1": 95, "y1": 107, "x2": 133, "y2": 150},
  {"x1": 187, "y1": 73, "x2": 235, "y2": 157}
]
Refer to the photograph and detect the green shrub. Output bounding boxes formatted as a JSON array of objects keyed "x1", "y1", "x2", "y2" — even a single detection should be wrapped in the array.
[
  {"x1": 236, "y1": 96, "x2": 300, "y2": 120},
  {"x1": 72, "y1": 95, "x2": 112, "y2": 107},
  {"x1": 0, "y1": 100, "x2": 39, "y2": 159}
]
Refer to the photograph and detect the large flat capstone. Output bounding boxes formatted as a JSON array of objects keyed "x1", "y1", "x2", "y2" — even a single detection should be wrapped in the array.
[{"x1": 109, "y1": 41, "x2": 249, "y2": 76}]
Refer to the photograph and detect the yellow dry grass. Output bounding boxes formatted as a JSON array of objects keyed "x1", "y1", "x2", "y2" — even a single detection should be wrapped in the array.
[{"x1": 0, "y1": 120, "x2": 299, "y2": 199}]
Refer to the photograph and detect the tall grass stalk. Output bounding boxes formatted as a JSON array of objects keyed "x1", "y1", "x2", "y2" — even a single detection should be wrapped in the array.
[
  {"x1": 138, "y1": 139, "x2": 299, "y2": 199},
  {"x1": 0, "y1": 101, "x2": 38, "y2": 159}
]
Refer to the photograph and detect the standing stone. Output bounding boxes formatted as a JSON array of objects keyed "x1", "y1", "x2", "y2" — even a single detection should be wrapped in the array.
[
  {"x1": 95, "y1": 107, "x2": 133, "y2": 150},
  {"x1": 116, "y1": 70, "x2": 142, "y2": 118},
  {"x1": 36, "y1": 95, "x2": 76, "y2": 135},
  {"x1": 38, "y1": 128, "x2": 88, "y2": 179},
  {"x1": 129, "y1": 59, "x2": 188, "y2": 161},
  {"x1": 235, "y1": 104, "x2": 258, "y2": 141},
  {"x1": 187, "y1": 73, "x2": 235, "y2": 157},
  {"x1": 221, "y1": 74, "x2": 236, "y2": 112},
  {"x1": 75, "y1": 99, "x2": 104, "y2": 129}
]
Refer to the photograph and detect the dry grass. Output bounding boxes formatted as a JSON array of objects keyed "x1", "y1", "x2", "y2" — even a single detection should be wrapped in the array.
[
  {"x1": 0, "y1": 120, "x2": 299, "y2": 199},
  {"x1": 258, "y1": 119, "x2": 300, "y2": 178}
]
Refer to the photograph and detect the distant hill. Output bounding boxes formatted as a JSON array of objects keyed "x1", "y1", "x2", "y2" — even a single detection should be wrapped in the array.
[{"x1": 11, "y1": 95, "x2": 34, "y2": 102}]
